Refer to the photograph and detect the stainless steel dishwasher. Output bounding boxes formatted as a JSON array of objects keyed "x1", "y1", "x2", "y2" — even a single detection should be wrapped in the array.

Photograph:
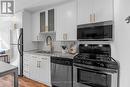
[{"x1": 51, "y1": 56, "x2": 73, "y2": 87}]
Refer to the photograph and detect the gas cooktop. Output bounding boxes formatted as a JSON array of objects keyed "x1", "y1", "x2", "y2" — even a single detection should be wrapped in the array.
[{"x1": 73, "y1": 44, "x2": 118, "y2": 70}]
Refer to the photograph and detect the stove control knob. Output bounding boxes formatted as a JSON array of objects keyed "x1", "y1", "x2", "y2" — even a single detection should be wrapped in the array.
[
  {"x1": 100, "y1": 63, "x2": 105, "y2": 67},
  {"x1": 86, "y1": 61, "x2": 91, "y2": 65},
  {"x1": 76, "y1": 60, "x2": 81, "y2": 63},
  {"x1": 83, "y1": 61, "x2": 86, "y2": 64}
]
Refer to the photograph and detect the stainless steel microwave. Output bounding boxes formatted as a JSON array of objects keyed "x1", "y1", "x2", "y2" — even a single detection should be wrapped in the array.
[{"x1": 77, "y1": 21, "x2": 113, "y2": 41}]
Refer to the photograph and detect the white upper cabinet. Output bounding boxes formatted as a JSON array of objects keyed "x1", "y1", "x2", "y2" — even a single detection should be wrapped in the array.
[
  {"x1": 32, "y1": 8, "x2": 55, "y2": 41},
  {"x1": 38, "y1": 56, "x2": 51, "y2": 86},
  {"x1": 77, "y1": 0, "x2": 93, "y2": 25},
  {"x1": 77, "y1": 0, "x2": 113, "y2": 25},
  {"x1": 56, "y1": 1, "x2": 77, "y2": 41},
  {"x1": 32, "y1": 12, "x2": 40, "y2": 41},
  {"x1": 93, "y1": 0, "x2": 113, "y2": 22}
]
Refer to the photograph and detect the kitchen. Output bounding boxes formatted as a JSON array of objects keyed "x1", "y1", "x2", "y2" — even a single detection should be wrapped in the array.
[{"x1": 0, "y1": 0, "x2": 129, "y2": 87}]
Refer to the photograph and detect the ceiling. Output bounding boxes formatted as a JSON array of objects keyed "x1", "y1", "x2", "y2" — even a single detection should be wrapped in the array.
[{"x1": 15, "y1": 0, "x2": 72, "y2": 12}]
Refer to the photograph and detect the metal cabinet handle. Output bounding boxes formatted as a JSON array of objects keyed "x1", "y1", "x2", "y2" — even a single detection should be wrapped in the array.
[
  {"x1": 93, "y1": 13, "x2": 96, "y2": 23},
  {"x1": 90, "y1": 14, "x2": 92, "y2": 22},
  {"x1": 37, "y1": 61, "x2": 41, "y2": 68},
  {"x1": 39, "y1": 61, "x2": 41, "y2": 68},
  {"x1": 37, "y1": 36, "x2": 38, "y2": 40},
  {"x1": 37, "y1": 61, "x2": 39, "y2": 68}
]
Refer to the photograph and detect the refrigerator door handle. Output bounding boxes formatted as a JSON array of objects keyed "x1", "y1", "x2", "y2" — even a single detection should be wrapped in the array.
[{"x1": 18, "y1": 31, "x2": 22, "y2": 56}]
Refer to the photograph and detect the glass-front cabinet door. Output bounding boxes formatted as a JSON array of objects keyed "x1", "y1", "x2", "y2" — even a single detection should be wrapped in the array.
[
  {"x1": 40, "y1": 11, "x2": 46, "y2": 32},
  {"x1": 48, "y1": 9, "x2": 54, "y2": 31}
]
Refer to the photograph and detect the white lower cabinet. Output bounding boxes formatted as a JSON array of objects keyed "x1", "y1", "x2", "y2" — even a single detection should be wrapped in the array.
[
  {"x1": 29, "y1": 55, "x2": 38, "y2": 80},
  {"x1": 23, "y1": 53, "x2": 51, "y2": 86},
  {"x1": 39, "y1": 56, "x2": 51, "y2": 85}
]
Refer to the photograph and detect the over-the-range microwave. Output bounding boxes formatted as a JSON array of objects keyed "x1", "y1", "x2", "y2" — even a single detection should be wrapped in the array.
[{"x1": 77, "y1": 21, "x2": 113, "y2": 41}]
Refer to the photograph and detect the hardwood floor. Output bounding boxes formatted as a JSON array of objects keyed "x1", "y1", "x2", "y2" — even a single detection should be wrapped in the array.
[{"x1": 0, "y1": 75, "x2": 48, "y2": 87}]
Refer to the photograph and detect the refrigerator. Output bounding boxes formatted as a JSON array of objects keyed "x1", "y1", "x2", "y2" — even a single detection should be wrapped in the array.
[{"x1": 10, "y1": 28, "x2": 23, "y2": 76}]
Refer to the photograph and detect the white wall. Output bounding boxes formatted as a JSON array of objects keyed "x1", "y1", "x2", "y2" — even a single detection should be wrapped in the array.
[
  {"x1": 0, "y1": 17, "x2": 13, "y2": 49},
  {"x1": 114, "y1": 0, "x2": 130, "y2": 87}
]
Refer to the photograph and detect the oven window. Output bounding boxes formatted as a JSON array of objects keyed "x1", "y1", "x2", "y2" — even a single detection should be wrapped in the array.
[{"x1": 77, "y1": 69, "x2": 109, "y2": 87}]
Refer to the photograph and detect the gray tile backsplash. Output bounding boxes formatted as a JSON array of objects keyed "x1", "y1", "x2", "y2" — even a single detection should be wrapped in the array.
[
  {"x1": 37, "y1": 33, "x2": 77, "y2": 52},
  {"x1": 53, "y1": 41, "x2": 77, "y2": 52}
]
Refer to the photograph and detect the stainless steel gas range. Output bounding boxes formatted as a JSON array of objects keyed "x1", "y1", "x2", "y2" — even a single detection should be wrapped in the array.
[{"x1": 73, "y1": 44, "x2": 119, "y2": 87}]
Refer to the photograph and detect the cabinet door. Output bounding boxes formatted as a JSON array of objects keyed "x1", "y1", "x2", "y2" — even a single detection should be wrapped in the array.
[
  {"x1": 77, "y1": 0, "x2": 93, "y2": 25},
  {"x1": 29, "y1": 55, "x2": 39, "y2": 80},
  {"x1": 93, "y1": 0, "x2": 113, "y2": 22},
  {"x1": 40, "y1": 11, "x2": 46, "y2": 32},
  {"x1": 48, "y1": 9, "x2": 54, "y2": 31},
  {"x1": 39, "y1": 56, "x2": 51, "y2": 86},
  {"x1": 32, "y1": 12, "x2": 40, "y2": 41},
  {"x1": 56, "y1": 1, "x2": 77, "y2": 41}
]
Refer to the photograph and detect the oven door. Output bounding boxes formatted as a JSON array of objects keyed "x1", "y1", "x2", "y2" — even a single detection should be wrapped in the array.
[{"x1": 73, "y1": 64, "x2": 117, "y2": 87}]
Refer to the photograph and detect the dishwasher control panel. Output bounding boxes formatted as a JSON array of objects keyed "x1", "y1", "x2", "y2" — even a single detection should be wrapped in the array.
[{"x1": 51, "y1": 56, "x2": 73, "y2": 66}]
